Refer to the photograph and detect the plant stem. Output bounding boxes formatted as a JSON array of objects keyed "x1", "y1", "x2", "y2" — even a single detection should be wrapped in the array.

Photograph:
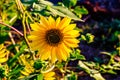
[
  {"x1": 15, "y1": 0, "x2": 34, "y2": 22},
  {"x1": 8, "y1": 32, "x2": 19, "y2": 52},
  {"x1": 0, "y1": 21, "x2": 23, "y2": 36}
]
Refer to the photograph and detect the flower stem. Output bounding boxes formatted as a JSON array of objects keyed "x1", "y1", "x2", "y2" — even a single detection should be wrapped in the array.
[{"x1": 0, "y1": 21, "x2": 23, "y2": 36}]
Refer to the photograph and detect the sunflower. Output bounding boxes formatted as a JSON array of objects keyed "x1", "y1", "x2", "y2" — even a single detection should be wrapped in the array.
[{"x1": 29, "y1": 16, "x2": 80, "y2": 63}]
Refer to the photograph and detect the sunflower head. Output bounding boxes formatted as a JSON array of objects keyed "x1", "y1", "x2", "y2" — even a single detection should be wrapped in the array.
[
  {"x1": 45, "y1": 28, "x2": 63, "y2": 46},
  {"x1": 29, "y1": 16, "x2": 80, "y2": 63}
]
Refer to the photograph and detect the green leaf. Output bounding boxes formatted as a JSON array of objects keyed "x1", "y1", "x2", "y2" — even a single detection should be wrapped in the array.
[
  {"x1": 7, "y1": 45, "x2": 26, "y2": 66},
  {"x1": 0, "y1": 67, "x2": 5, "y2": 78},
  {"x1": 84, "y1": 61, "x2": 100, "y2": 69},
  {"x1": 32, "y1": 2, "x2": 83, "y2": 21},
  {"x1": 21, "y1": 0, "x2": 38, "y2": 3},
  {"x1": 0, "y1": 26, "x2": 9, "y2": 44},
  {"x1": 71, "y1": 49, "x2": 85, "y2": 60},
  {"x1": 51, "y1": 6, "x2": 84, "y2": 21},
  {"x1": 107, "y1": 70, "x2": 117, "y2": 74},
  {"x1": 37, "y1": 74, "x2": 43, "y2": 80},
  {"x1": 8, "y1": 64, "x2": 24, "y2": 77},
  {"x1": 74, "y1": 6, "x2": 88, "y2": 15},
  {"x1": 48, "y1": 6, "x2": 66, "y2": 17},
  {"x1": 38, "y1": 0, "x2": 53, "y2": 6},
  {"x1": 32, "y1": 2, "x2": 46, "y2": 11},
  {"x1": 56, "y1": 62, "x2": 65, "y2": 68},
  {"x1": 63, "y1": 0, "x2": 77, "y2": 8},
  {"x1": 111, "y1": 31, "x2": 120, "y2": 42},
  {"x1": 34, "y1": 60, "x2": 43, "y2": 70},
  {"x1": 66, "y1": 72, "x2": 77, "y2": 80},
  {"x1": 78, "y1": 61, "x2": 105, "y2": 80}
]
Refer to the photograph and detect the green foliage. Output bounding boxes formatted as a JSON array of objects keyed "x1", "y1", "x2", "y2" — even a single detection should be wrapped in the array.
[
  {"x1": 8, "y1": 64, "x2": 24, "y2": 79},
  {"x1": 0, "y1": 0, "x2": 18, "y2": 44},
  {"x1": 78, "y1": 61, "x2": 105, "y2": 80},
  {"x1": 66, "y1": 72, "x2": 77, "y2": 80},
  {"x1": 0, "y1": 0, "x2": 18, "y2": 24},
  {"x1": 0, "y1": 0, "x2": 120, "y2": 80},
  {"x1": 7, "y1": 44, "x2": 27, "y2": 66},
  {"x1": 116, "y1": 47, "x2": 120, "y2": 56},
  {"x1": 34, "y1": 60, "x2": 43, "y2": 70},
  {"x1": 56, "y1": 61, "x2": 65, "y2": 69},
  {"x1": 25, "y1": 0, "x2": 84, "y2": 21},
  {"x1": 70, "y1": 49, "x2": 85, "y2": 60},
  {"x1": 74, "y1": 6, "x2": 88, "y2": 18},
  {"x1": 100, "y1": 51, "x2": 120, "y2": 74},
  {"x1": 0, "y1": 67, "x2": 5, "y2": 78},
  {"x1": 37, "y1": 74, "x2": 43, "y2": 80},
  {"x1": 0, "y1": 26, "x2": 9, "y2": 44},
  {"x1": 80, "y1": 33, "x2": 95, "y2": 43},
  {"x1": 62, "y1": 0, "x2": 77, "y2": 8},
  {"x1": 111, "y1": 31, "x2": 120, "y2": 42}
]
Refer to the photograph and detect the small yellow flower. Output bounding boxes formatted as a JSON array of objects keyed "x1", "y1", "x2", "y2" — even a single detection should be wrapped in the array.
[
  {"x1": 0, "y1": 44, "x2": 9, "y2": 64},
  {"x1": 19, "y1": 55, "x2": 34, "y2": 78},
  {"x1": 43, "y1": 71, "x2": 55, "y2": 80},
  {"x1": 29, "y1": 16, "x2": 80, "y2": 63}
]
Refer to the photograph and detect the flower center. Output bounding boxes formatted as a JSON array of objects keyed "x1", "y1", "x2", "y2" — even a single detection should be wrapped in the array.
[{"x1": 45, "y1": 29, "x2": 63, "y2": 46}]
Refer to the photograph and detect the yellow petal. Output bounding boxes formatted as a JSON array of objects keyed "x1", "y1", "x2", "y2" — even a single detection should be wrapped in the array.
[
  {"x1": 0, "y1": 44, "x2": 4, "y2": 51},
  {"x1": 60, "y1": 50, "x2": 67, "y2": 61},
  {"x1": 20, "y1": 55, "x2": 26, "y2": 64},
  {"x1": 30, "y1": 31, "x2": 45, "y2": 36},
  {"x1": 44, "y1": 72, "x2": 55, "y2": 77},
  {"x1": 24, "y1": 67, "x2": 32, "y2": 74},
  {"x1": 29, "y1": 35, "x2": 45, "y2": 42},
  {"x1": 64, "y1": 30, "x2": 79, "y2": 36},
  {"x1": 48, "y1": 16, "x2": 55, "y2": 28},
  {"x1": 56, "y1": 17, "x2": 61, "y2": 28},
  {"x1": 26, "y1": 64, "x2": 34, "y2": 72},
  {"x1": 0, "y1": 58, "x2": 8, "y2": 63},
  {"x1": 20, "y1": 70, "x2": 29, "y2": 76},
  {"x1": 57, "y1": 46, "x2": 67, "y2": 61},
  {"x1": 28, "y1": 35, "x2": 37, "y2": 40},
  {"x1": 38, "y1": 23, "x2": 48, "y2": 29},
  {"x1": 28, "y1": 35, "x2": 45, "y2": 42},
  {"x1": 64, "y1": 39, "x2": 80, "y2": 44},
  {"x1": 60, "y1": 43, "x2": 72, "y2": 57},
  {"x1": 51, "y1": 47, "x2": 57, "y2": 63},
  {"x1": 59, "y1": 17, "x2": 71, "y2": 30},
  {"x1": 30, "y1": 23, "x2": 45, "y2": 31},
  {"x1": 44, "y1": 78, "x2": 55, "y2": 80},
  {"x1": 40, "y1": 16, "x2": 49, "y2": 27},
  {"x1": 0, "y1": 48, "x2": 6, "y2": 55},
  {"x1": 40, "y1": 46, "x2": 51, "y2": 60},
  {"x1": 0, "y1": 51, "x2": 8, "y2": 58},
  {"x1": 64, "y1": 30, "x2": 80, "y2": 38},
  {"x1": 64, "y1": 40, "x2": 79, "y2": 48},
  {"x1": 62, "y1": 24, "x2": 76, "y2": 33},
  {"x1": 40, "y1": 51, "x2": 50, "y2": 60},
  {"x1": 25, "y1": 63, "x2": 32, "y2": 68},
  {"x1": 56, "y1": 47, "x2": 62, "y2": 62},
  {"x1": 30, "y1": 41, "x2": 46, "y2": 51}
]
